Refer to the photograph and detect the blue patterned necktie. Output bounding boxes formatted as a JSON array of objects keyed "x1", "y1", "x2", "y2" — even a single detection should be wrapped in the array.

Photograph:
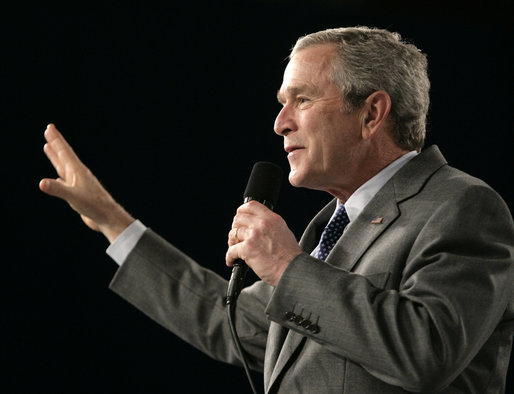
[{"x1": 316, "y1": 204, "x2": 350, "y2": 261}]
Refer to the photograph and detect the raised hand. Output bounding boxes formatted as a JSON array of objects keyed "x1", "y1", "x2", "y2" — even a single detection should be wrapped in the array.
[{"x1": 40, "y1": 124, "x2": 134, "y2": 242}]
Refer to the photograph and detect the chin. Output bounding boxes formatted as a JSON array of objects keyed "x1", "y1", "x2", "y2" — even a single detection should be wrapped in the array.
[
  {"x1": 288, "y1": 169, "x2": 300, "y2": 187},
  {"x1": 289, "y1": 167, "x2": 329, "y2": 192},
  {"x1": 288, "y1": 168, "x2": 308, "y2": 188}
]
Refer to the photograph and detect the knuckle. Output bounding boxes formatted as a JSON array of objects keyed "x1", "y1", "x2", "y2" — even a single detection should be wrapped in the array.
[
  {"x1": 257, "y1": 218, "x2": 269, "y2": 231},
  {"x1": 247, "y1": 228, "x2": 257, "y2": 239}
]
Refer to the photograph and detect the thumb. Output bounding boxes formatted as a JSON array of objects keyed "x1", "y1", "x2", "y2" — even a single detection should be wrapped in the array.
[{"x1": 39, "y1": 178, "x2": 72, "y2": 201}]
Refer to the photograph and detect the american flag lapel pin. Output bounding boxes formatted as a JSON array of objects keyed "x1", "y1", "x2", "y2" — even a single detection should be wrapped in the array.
[{"x1": 370, "y1": 216, "x2": 383, "y2": 224}]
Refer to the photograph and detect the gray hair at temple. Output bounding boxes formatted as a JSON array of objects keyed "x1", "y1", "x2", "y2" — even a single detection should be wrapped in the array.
[{"x1": 291, "y1": 27, "x2": 430, "y2": 152}]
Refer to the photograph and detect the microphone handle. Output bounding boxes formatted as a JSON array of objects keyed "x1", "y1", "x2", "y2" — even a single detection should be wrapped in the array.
[{"x1": 226, "y1": 259, "x2": 248, "y2": 305}]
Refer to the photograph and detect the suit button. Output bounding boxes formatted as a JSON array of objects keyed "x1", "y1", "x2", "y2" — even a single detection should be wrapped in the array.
[
  {"x1": 300, "y1": 319, "x2": 311, "y2": 329},
  {"x1": 284, "y1": 311, "x2": 295, "y2": 321},
  {"x1": 309, "y1": 324, "x2": 320, "y2": 334},
  {"x1": 293, "y1": 315, "x2": 304, "y2": 325}
]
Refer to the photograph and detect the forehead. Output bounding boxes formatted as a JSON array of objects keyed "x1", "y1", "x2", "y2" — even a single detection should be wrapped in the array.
[{"x1": 278, "y1": 44, "x2": 338, "y2": 98}]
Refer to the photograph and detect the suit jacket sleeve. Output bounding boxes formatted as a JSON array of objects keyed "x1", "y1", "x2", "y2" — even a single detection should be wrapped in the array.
[
  {"x1": 265, "y1": 167, "x2": 514, "y2": 391},
  {"x1": 109, "y1": 228, "x2": 273, "y2": 372}
]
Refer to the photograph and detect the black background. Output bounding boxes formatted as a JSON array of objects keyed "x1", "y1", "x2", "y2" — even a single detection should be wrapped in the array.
[{"x1": 3, "y1": 1, "x2": 512, "y2": 392}]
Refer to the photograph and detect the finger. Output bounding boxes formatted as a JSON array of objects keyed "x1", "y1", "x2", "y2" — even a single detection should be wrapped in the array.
[
  {"x1": 44, "y1": 124, "x2": 69, "y2": 148},
  {"x1": 44, "y1": 124, "x2": 83, "y2": 169},
  {"x1": 232, "y1": 212, "x2": 255, "y2": 229},
  {"x1": 228, "y1": 227, "x2": 238, "y2": 246},
  {"x1": 43, "y1": 141, "x2": 64, "y2": 178},
  {"x1": 228, "y1": 226, "x2": 247, "y2": 247},
  {"x1": 39, "y1": 178, "x2": 71, "y2": 200},
  {"x1": 237, "y1": 200, "x2": 271, "y2": 215},
  {"x1": 225, "y1": 243, "x2": 244, "y2": 267}
]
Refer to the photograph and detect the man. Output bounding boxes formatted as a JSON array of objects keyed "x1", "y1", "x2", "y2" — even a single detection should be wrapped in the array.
[{"x1": 40, "y1": 27, "x2": 513, "y2": 392}]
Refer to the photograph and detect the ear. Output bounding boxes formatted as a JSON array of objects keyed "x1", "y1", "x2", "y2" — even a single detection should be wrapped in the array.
[{"x1": 361, "y1": 90, "x2": 392, "y2": 140}]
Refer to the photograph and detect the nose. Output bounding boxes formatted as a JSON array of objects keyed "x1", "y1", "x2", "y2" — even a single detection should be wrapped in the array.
[{"x1": 274, "y1": 104, "x2": 296, "y2": 136}]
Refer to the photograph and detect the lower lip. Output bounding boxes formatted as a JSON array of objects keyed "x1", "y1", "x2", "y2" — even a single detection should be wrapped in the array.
[{"x1": 288, "y1": 148, "x2": 304, "y2": 158}]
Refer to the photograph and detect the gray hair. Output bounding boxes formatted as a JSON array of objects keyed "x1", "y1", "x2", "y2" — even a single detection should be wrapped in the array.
[{"x1": 291, "y1": 27, "x2": 430, "y2": 152}]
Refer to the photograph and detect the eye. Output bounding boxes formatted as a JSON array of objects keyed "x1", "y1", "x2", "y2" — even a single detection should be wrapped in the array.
[{"x1": 297, "y1": 97, "x2": 309, "y2": 104}]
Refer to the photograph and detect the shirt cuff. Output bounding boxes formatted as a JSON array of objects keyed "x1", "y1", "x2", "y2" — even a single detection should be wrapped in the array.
[{"x1": 106, "y1": 219, "x2": 147, "y2": 265}]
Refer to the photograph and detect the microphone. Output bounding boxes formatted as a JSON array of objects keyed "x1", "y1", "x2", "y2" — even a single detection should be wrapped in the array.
[{"x1": 226, "y1": 161, "x2": 283, "y2": 305}]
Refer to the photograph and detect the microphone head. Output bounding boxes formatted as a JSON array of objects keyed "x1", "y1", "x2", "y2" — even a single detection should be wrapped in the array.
[{"x1": 243, "y1": 161, "x2": 283, "y2": 210}]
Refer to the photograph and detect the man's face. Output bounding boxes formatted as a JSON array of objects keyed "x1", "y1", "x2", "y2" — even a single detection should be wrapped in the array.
[{"x1": 274, "y1": 44, "x2": 364, "y2": 198}]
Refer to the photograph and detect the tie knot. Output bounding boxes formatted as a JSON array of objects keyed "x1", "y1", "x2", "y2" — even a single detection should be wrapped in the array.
[{"x1": 316, "y1": 205, "x2": 350, "y2": 261}]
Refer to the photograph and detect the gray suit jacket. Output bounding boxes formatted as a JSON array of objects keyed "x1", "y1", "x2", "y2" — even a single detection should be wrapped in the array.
[{"x1": 110, "y1": 146, "x2": 514, "y2": 393}]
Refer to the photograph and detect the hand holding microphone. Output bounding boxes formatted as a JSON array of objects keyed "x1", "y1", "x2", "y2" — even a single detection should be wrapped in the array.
[{"x1": 226, "y1": 162, "x2": 302, "y2": 294}]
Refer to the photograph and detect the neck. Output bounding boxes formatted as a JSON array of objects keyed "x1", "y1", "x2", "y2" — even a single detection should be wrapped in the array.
[{"x1": 328, "y1": 145, "x2": 409, "y2": 203}]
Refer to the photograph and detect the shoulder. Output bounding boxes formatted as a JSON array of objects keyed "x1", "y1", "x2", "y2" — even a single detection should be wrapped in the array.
[
  {"x1": 427, "y1": 163, "x2": 508, "y2": 212},
  {"x1": 400, "y1": 145, "x2": 509, "y2": 214}
]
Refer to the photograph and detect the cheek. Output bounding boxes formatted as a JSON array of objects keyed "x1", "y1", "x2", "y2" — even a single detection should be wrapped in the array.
[
  {"x1": 299, "y1": 109, "x2": 347, "y2": 163},
  {"x1": 317, "y1": 118, "x2": 355, "y2": 165}
]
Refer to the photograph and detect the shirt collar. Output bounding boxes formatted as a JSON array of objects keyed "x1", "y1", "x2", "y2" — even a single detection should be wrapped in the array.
[{"x1": 340, "y1": 151, "x2": 418, "y2": 223}]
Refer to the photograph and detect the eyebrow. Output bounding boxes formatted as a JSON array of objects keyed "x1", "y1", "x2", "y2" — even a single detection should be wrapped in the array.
[{"x1": 276, "y1": 85, "x2": 318, "y2": 104}]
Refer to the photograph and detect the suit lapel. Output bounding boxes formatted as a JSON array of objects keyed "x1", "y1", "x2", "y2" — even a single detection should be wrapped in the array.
[
  {"x1": 326, "y1": 145, "x2": 447, "y2": 272},
  {"x1": 265, "y1": 146, "x2": 447, "y2": 392},
  {"x1": 326, "y1": 183, "x2": 400, "y2": 271}
]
